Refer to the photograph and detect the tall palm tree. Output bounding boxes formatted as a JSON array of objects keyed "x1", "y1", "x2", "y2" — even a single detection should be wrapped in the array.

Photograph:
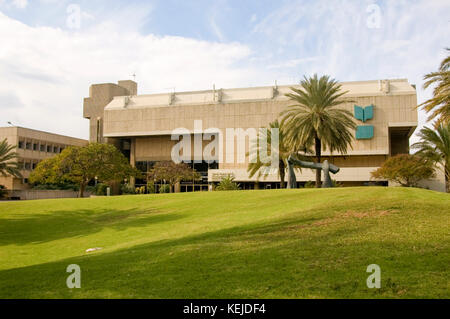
[
  {"x1": 247, "y1": 120, "x2": 296, "y2": 188},
  {"x1": 0, "y1": 139, "x2": 22, "y2": 179},
  {"x1": 419, "y1": 48, "x2": 450, "y2": 125},
  {"x1": 280, "y1": 74, "x2": 356, "y2": 187},
  {"x1": 412, "y1": 123, "x2": 450, "y2": 192}
]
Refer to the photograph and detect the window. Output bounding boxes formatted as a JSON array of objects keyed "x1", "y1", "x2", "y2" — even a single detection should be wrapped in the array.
[
  {"x1": 26, "y1": 142, "x2": 32, "y2": 150},
  {"x1": 60, "y1": 147, "x2": 65, "y2": 153},
  {"x1": 47, "y1": 145, "x2": 52, "y2": 152},
  {"x1": 53, "y1": 146, "x2": 59, "y2": 153},
  {"x1": 33, "y1": 143, "x2": 38, "y2": 151},
  {"x1": 32, "y1": 162, "x2": 37, "y2": 170},
  {"x1": 18, "y1": 141, "x2": 24, "y2": 149},
  {"x1": 24, "y1": 162, "x2": 31, "y2": 170},
  {"x1": 40, "y1": 144, "x2": 45, "y2": 152}
]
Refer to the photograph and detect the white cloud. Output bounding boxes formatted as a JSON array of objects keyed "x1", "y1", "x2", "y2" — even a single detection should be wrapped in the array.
[
  {"x1": 11, "y1": 0, "x2": 27, "y2": 9},
  {"x1": 0, "y1": 9, "x2": 264, "y2": 139},
  {"x1": 251, "y1": 0, "x2": 450, "y2": 143}
]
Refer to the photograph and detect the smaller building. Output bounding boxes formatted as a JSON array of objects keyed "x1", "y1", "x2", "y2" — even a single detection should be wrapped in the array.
[{"x1": 0, "y1": 126, "x2": 88, "y2": 192}]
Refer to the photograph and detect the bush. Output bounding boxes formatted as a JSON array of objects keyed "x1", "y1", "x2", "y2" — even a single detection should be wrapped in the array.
[
  {"x1": 159, "y1": 184, "x2": 171, "y2": 193},
  {"x1": 135, "y1": 186, "x2": 147, "y2": 194},
  {"x1": 304, "y1": 181, "x2": 315, "y2": 188},
  {"x1": 95, "y1": 183, "x2": 109, "y2": 196},
  {"x1": 0, "y1": 185, "x2": 7, "y2": 199},
  {"x1": 331, "y1": 179, "x2": 343, "y2": 187},
  {"x1": 121, "y1": 184, "x2": 136, "y2": 195},
  {"x1": 147, "y1": 181, "x2": 155, "y2": 194},
  {"x1": 215, "y1": 176, "x2": 240, "y2": 191},
  {"x1": 371, "y1": 154, "x2": 436, "y2": 187}
]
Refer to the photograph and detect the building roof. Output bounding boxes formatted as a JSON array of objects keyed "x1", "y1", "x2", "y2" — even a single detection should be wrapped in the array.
[
  {"x1": 104, "y1": 79, "x2": 416, "y2": 111},
  {"x1": 0, "y1": 126, "x2": 87, "y2": 143}
]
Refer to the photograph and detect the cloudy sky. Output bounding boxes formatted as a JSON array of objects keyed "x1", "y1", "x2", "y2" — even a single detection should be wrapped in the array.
[{"x1": 0, "y1": 0, "x2": 449, "y2": 141}]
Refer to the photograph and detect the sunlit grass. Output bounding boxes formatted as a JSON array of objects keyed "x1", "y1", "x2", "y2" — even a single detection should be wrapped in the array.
[{"x1": 0, "y1": 187, "x2": 448, "y2": 298}]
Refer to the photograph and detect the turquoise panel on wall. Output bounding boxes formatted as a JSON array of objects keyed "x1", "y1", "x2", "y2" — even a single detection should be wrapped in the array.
[
  {"x1": 364, "y1": 105, "x2": 373, "y2": 122},
  {"x1": 354, "y1": 105, "x2": 364, "y2": 122},
  {"x1": 354, "y1": 105, "x2": 374, "y2": 123},
  {"x1": 356, "y1": 126, "x2": 374, "y2": 139}
]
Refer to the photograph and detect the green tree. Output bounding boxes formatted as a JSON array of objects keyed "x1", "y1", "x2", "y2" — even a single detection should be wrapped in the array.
[
  {"x1": 412, "y1": 123, "x2": 450, "y2": 192},
  {"x1": 247, "y1": 120, "x2": 292, "y2": 188},
  {"x1": 215, "y1": 176, "x2": 240, "y2": 191},
  {"x1": 371, "y1": 154, "x2": 435, "y2": 188},
  {"x1": 280, "y1": 74, "x2": 356, "y2": 187},
  {"x1": 0, "y1": 139, "x2": 22, "y2": 179},
  {"x1": 30, "y1": 143, "x2": 139, "y2": 197},
  {"x1": 419, "y1": 48, "x2": 450, "y2": 125},
  {"x1": 147, "y1": 161, "x2": 200, "y2": 193}
]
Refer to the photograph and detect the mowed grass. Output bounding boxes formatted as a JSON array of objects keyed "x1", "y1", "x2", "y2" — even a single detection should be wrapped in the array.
[{"x1": 0, "y1": 187, "x2": 448, "y2": 299}]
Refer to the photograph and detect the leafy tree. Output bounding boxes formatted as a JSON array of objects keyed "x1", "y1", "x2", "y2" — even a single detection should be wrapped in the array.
[
  {"x1": 412, "y1": 123, "x2": 450, "y2": 192},
  {"x1": 0, "y1": 139, "x2": 22, "y2": 178},
  {"x1": 419, "y1": 48, "x2": 450, "y2": 125},
  {"x1": 30, "y1": 143, "x2": 139, "y2": 197},
  {"x1": 147, "y1": 161, "x2": 200, "y2": 193},
  {"x1": 215, "y1": 176, "x2": 240, "y2": 191},
  {"x1": 280, "y1": 74, "x2": 356, "y2": 187},
  {"x1": 371, "y1": 154, "x2": 435, "y2": 187}
]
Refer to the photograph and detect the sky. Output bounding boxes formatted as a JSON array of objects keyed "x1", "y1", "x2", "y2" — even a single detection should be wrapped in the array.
[{"x1": 0, "y1": 0, "x2": 449, "y2": 141}]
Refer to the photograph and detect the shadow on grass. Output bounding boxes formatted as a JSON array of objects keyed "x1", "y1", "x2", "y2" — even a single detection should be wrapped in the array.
[
  {"x1": 0, "y1": 208, "x2": 184, "y2": 246},
  {"x1": 0, "y1": 216, "x2": 380, "y2": 299}
]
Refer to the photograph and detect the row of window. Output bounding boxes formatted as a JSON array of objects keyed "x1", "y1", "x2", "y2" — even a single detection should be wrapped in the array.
[
  {"x1": 18, "y1": 160, "x2": 40, "y2": 171},
  {"x1": 18, "y1": 140, "x2": 66, "y2": 154}
]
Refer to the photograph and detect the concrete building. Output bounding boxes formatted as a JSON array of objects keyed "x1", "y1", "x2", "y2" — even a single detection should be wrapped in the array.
[
  {"x1": 0, "y1": 126, "x2": 88, "y2": 191},
  {"x1": 83, "y1": 79, "x2": 446, "y2": 192}
]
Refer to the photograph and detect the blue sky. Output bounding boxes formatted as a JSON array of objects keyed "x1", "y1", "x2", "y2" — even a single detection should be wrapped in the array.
[{"x1": 0, "y1": 0, "x2": 449, "y2": 140}]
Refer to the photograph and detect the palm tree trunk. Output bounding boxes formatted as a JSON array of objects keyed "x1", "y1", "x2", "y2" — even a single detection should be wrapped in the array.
[
  {"x1": 445, "y1": 165, "x2": 449, "y2": 193},
  {"x1": 279, "y1": 160, "x2": 286, "y2": 189},
  {"x1": 315, "y1": 136, "x2": 322, "y2": 188}
]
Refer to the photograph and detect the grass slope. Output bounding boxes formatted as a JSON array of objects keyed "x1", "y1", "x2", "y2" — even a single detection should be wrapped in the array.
[{"x1": 0, "y1": 187, "x2": 448, "y2": 299}]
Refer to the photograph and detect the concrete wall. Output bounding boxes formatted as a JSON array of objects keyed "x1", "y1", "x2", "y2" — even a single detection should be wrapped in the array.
[{"x1": 6, "y1": 190, "x2": 92, "y2": 201}]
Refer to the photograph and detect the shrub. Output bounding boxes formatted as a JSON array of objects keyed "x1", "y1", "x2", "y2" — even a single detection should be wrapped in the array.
[
  {"x1": 304, "y1": 181, "x2": 315, "y2": 188},
  {"x1": 147, "y1": 181, "x2": 155, "y2": 194},
  {"x1": 371, "y1": 154, "x2": 436, "y2": 187},
  {"x1": 331, "y1": 179, "x2": 343, "y2": 187},
  {"x1": 215, "y1": 176, "x2": 240, "y2": 191},
  {"x1": 159, "y1": 184, "x2": 171, "y2": 193},
  {"x1": 95, "y1": 183, "x2": 109, "y2": 196},
  {"x1": 121, "y1": 184, "x2": 136, "y2": 195}
]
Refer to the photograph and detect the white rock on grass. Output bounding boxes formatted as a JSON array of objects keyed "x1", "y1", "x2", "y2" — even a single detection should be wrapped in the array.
[{"x1": 85, "y1": 247, "x2": 103, "y2": 253}]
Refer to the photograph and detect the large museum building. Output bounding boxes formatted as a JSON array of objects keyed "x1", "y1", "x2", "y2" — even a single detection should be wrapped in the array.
[{"x1": 83, "y1": 79, "x2": 446, "y2": 192}]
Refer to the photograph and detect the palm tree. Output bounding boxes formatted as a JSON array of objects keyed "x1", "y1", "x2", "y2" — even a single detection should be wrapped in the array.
[
  {"x1": 419, "y1": 48, "x2": 450, "y2": 125},
  {"x1": 0, "y1": 139, "x2": 22, "y2": 179},
  {"x1": 247, "y1": 120, "x2": 294, "y2": 188},
  {"x1": 412, "y1": 123, "x2": 450, "y2": 192},
  {"x1": 280, "y1": 74, "x2": 356, "y2": 187}
]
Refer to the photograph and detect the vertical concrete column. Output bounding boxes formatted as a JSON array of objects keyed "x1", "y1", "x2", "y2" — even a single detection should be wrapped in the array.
[{"x1": 130, "y1": 138, "x2": 136, "y2": 188}]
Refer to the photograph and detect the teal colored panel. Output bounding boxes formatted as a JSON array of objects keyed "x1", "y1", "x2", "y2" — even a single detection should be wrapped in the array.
[
  {"x1": 356, "y1": 126, "x2": 374, "y2": 139},
  {"x1": 354, "y1": 105, "x2": 364, "y2": 122},
  {"x1": 364, "y1": 105, "x2": 374, "y2": 122}
]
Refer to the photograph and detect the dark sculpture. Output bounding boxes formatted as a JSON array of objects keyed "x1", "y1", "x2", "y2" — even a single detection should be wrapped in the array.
[{"x1": 287, "y1": 155, "x2": 340, "y2": 188}]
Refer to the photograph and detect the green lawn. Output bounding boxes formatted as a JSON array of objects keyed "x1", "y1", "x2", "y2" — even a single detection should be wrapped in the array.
[{"x1": 0, "y1": 187, "x2": 448, "y2": 299}]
